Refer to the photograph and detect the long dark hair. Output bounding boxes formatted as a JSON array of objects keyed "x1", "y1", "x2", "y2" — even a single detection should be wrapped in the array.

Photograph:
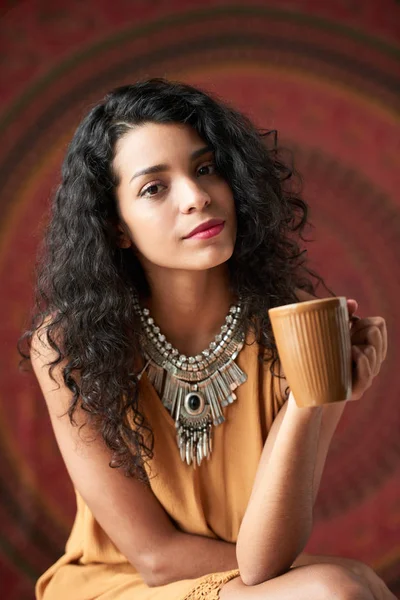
[{"x1": 18, "y1": 78, "x2": 330, "y2": 482}]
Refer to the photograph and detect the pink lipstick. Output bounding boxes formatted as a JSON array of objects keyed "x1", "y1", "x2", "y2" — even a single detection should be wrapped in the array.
[{"x1": 187, "y1": 222, "x2": 224, "y2": 240}]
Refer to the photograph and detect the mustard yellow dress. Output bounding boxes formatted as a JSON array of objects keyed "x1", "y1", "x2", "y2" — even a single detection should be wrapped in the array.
[{"x1": 36, "y1": 330, "x2": 286, "y2": 600}]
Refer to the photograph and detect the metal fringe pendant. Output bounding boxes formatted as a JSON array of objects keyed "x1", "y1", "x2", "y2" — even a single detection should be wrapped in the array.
[{"x1": 145, "y1": 350, "x2": 246, "y2": 467}]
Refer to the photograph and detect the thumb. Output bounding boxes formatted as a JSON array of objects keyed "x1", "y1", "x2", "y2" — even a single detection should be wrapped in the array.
[{"x1": 347, "y1": 298, "x2": 359, "y2": 319}]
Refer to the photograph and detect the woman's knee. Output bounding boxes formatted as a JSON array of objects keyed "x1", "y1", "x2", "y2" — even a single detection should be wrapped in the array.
[{"x1": 310, "y1": 563, "x2": 373, "y2": 600}]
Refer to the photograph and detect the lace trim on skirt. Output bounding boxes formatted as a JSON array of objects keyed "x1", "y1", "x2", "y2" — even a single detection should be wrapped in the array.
[{"x1": 182, "y1": 568, "x2": 240, "y2": 600}]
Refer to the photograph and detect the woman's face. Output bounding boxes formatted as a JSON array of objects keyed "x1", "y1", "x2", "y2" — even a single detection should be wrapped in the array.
[{"x1": 113, "y1": 122, "x2": 237, "y2": 273}]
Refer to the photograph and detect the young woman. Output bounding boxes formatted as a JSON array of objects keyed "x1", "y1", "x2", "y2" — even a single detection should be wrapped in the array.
[{"x1": 20, "y1": 78, "x2": 391, "y2": 599}]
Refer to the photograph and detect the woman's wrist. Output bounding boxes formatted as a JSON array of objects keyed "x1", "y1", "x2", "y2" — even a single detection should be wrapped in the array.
[{"x1": 284, "y1": 393, "x2": 323, "y2": 430}]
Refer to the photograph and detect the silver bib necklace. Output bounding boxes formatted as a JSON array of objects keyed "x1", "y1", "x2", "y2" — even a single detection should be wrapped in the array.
[{"x1": 132, "y1": 295, "x2": 247, "y2": 468}]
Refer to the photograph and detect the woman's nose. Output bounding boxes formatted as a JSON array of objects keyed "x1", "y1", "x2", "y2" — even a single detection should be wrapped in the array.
[{"x1": 178, "y1": 180, "x2": 211, "y2": 213}]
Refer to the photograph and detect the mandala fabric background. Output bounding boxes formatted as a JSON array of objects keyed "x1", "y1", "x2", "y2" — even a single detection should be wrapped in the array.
[{"x1": 0, "y1": 1, "x2": 399, "y2": 598}]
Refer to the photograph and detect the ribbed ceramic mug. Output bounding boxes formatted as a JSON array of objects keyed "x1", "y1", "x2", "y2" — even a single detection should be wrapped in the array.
[{"x1": 268, "y1": 297, "x2": 352, "y2": 407}]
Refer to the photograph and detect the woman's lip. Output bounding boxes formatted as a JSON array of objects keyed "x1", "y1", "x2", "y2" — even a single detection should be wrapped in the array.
[
  {"x1": 186, "y1": 222, "x2": 225, "y2": 240},
  {"x1": 185, "y1": 218, "x2": 224, "y2": 238}
]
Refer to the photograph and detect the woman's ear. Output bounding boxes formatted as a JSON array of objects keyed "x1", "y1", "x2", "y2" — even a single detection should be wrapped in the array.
[{"x1": 116, "y1": 223, "x2": 132, "y2": 249}]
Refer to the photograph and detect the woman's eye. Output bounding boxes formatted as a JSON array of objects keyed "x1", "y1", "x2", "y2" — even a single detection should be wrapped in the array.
[
  {"x1": 197, "y1": 163, "x2": 216, "y2": 177},
  {"x1": 140, "y1": 183, "x2": 164, "y2": 197}
]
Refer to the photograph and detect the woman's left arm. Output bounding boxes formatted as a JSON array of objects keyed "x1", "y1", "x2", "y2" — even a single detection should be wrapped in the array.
[
  {"x1": 237, "y1": 291, "x2": 389, "y2": 584},
  {"x1": 293, "y1": 292, "x2": 392, "y2": 597}
]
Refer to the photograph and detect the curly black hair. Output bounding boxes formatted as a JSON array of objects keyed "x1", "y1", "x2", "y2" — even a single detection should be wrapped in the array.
[{"x1": 18, "y1": 77, "x2": 331, "y2": 482}]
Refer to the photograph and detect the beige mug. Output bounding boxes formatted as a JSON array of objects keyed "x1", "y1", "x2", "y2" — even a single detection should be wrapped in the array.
[{"x1": 268, "y1": 297, "x2": 352, "y2": 407}]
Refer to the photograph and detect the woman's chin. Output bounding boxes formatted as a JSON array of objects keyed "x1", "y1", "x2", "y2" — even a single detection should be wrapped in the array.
[{"x1": 184, "y1": 246, "x2": 234, "y2": 271}]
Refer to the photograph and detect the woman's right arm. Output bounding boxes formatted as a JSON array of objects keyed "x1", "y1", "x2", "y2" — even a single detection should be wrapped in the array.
[{"x1": 31, "y1": 329, "x2": 238, "y2": 587}]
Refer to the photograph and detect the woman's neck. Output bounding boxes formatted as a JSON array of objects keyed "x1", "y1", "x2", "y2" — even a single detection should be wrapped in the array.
[{"x1": 139, "y1": 266, "x2": 236, "y2": 357}]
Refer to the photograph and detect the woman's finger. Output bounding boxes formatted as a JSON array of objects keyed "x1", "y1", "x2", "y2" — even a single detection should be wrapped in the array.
[
  {"x1": 374, "y1": 316, "x2": 388, "y2": 361},
  {"x1": 364, "y1": 345, "x2": 378, "y2": 377},
  {"x1": 351, "y1": 317, "x2": 387, "y2": 363},
  {"x1": 351, "y1": 346, "x2": 373, "y2": 399},
  {"x1": 351, "y1": 325, "x2": 383, "y2": 374},
  {"x1": 366, "y1": 316, "x2": 388, "y2": 361},
  {"x1": 365, "y1": 319, "x2": 386, "y2": 367}
]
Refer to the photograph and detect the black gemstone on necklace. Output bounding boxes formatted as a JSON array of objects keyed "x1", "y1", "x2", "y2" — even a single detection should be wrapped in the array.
[{"x1": 187, "y1": 394, "x2": 201, "y2": 411}]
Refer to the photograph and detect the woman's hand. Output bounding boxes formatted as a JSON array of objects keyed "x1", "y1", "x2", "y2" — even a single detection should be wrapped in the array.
[
  {"x1": 293, "y1": 554, "x2": 396, "y2": 600},
  {"x1": 345, "y1": 559, "x2": 397, "y2": 600},
  {"x1": 347, "y1": 299, "x2": 388, "y2": 401}
]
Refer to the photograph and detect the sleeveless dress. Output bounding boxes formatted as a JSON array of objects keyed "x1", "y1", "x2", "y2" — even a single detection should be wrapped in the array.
[{"x1": 36, "y1": 329, "x2": 286, "y2": 600}]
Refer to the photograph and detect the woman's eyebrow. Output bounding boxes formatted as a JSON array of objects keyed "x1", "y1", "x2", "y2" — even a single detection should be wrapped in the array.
[{"x1": 129, "y1": 146, "x2": 213, "y2": 184}]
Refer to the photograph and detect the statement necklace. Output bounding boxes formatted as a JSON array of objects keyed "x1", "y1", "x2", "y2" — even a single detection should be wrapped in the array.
[{"x1": 132, "y1": 295, "x2": 247, "y2": 468}]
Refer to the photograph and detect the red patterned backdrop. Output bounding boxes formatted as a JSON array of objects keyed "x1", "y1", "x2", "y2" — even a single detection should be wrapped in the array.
[{"x1": 0, "y1": 1, "x2": 399, "y2": 598}]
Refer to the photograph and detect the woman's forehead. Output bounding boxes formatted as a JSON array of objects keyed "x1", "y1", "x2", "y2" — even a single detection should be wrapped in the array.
[{"x1": 114, "y1": 122, "x2": 207, "y2": 177}]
